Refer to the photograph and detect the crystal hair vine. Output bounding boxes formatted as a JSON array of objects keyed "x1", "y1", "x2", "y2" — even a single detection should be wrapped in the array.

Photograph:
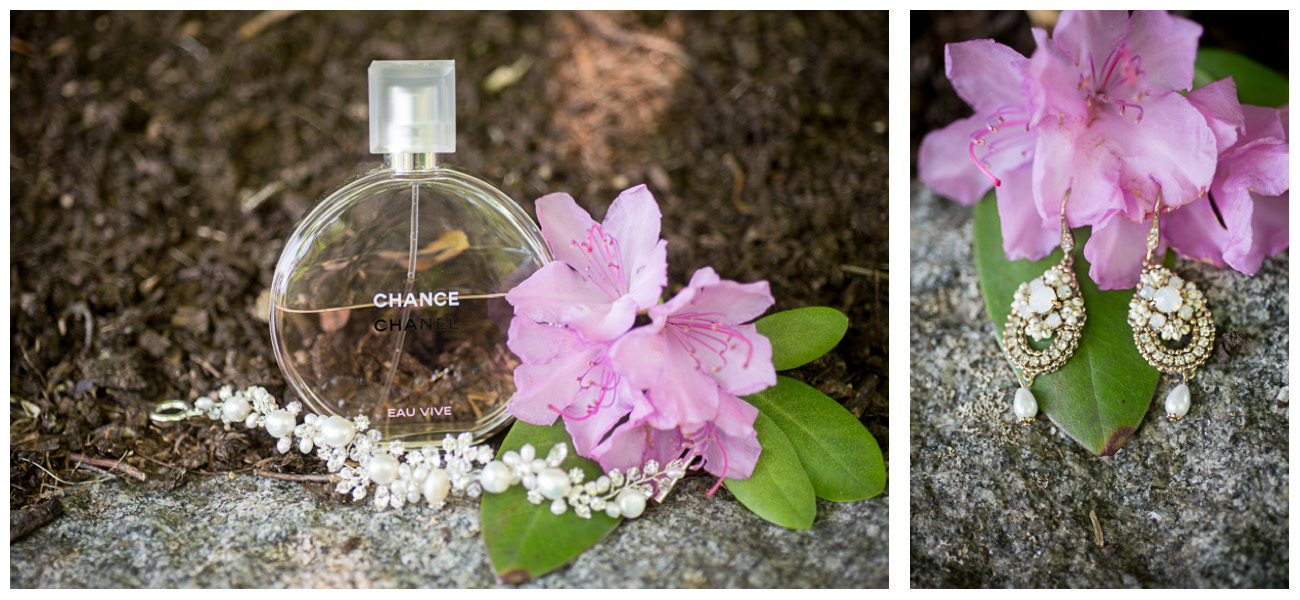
[{"x1": 150, "y1": 386, "x2": 689, "y2": 519}]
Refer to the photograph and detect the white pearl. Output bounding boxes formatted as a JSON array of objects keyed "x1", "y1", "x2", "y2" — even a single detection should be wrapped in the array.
[
  {"x1": 520, "y1": 444, "x2": 535, "y2": 463},
  {"x1": 406, "y1": 489, "x2": 421, "y2": 505},
  {"x1": 550, "y1": 498, "x2": 567, "y2": 515},
  {"x1": 605, "y1": 504, "x2": 622, "y2": 519},
  {"x1": 244, "y1": 413, "x2": 260, "y2": 429},
  {"x1": 616, "y1": 488, "x2": 646, "y2": 519},
  {"x1": 222, "y1": 397, "x2": 251, "y2": 423},
  {"x1": 536, "y1": 468, "x2": 572, "y2": 500},
  {"x1": 1013, "y1": 387, "x2": 1038, "y2": 419},
  {"x1": 298, "y1": 438, "x2": 314, "y2": 454},
  {"x1": 320, "y1": 415, "x2": 355, "y2": 447},
  {"x1": 530, "y1": 458, "x2": 547, "y2": 474},
  {"x1": 264, "y1": 410, "x2": 295, "y2": 438},
  {"x1": 390, "y1": 478, "x2": 407, "y2": 498},
  {"x1": 397, "y1": 464, "x2": 412, "y2": 481},
  {"x1": 276, "y1": 437, "x2": 291, "y2": 454},
  {"x1": 369, "y1": 454, "x2": 398, "y2": 485},
  {"x1": 1166, "y1": 383, "x2": 1191, "y2": 418},
  {"x1": 480, "y1": 461, "x2": 512, "y2": 494},
  {"x1": 423, "y1": 468, "x2": 450, "y2": 504},
  {"x1": 412, "y1": 465, "x2": 430, "y2": 482},
  {"x1": 195, "y1": 397, "x2": 213, "y2": 411}
]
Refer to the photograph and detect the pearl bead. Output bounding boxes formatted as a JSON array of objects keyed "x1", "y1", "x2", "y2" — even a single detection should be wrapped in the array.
[
  {"x1": 480, "y1": 461, "x2": 512, "y2": 494},
  {"x1": 605, "y1": 504, "x2": 622, "y2": 519},
  {"x1": 1013, "y1": 387, "x2": 1038, "y2": 420},
  {"x1": 298, "y1": 438, "x2": 313, "y2": 454},
  {"x1": 276, "y1": 437, "x2": 291, "y2": 454},
  {"x1": 530, "y1": 458, "x2": 547, "y2": 474},
  {"x1": 264, "y1": 410, "x2": 295, "y2": 438},
  {"x1": 390, "y1": 479, "x2": 407, "y2": 498},
  {"x1": 195, "y1": 397, "x2": 213, "y2": 411},
  {"x1": 368, "y1": 454, "x2": 398, "y2": 485},
  {"x1": 423, "y1": 468, "x2": 450, "y2": 504},
  {"x1": 398, "y1": 464, "x2": 412, "y2": 481},
  {"x1": 222, "y1": 397, "x2": 251, "y2": 423},
  {"x1": 1166, "y1": 383, "x2": 1191, "y2": 419},
  {"x1": 550, "y1": 498, "x2": 567, "y2": 515},
  {"x1": 536, "y1": 468, "x2": 571, "y2": 500},
  {"x1": 616, "y1": 488, "x2": 646, "y2": 519},
  {"x1": 320, "y1": 415, "x2": 355, "y2": 447},
  {"x1": 412, "y1": 465, "x2": 430, "y2": 482}
]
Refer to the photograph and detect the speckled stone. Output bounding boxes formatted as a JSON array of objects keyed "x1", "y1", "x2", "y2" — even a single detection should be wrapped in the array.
[
  {"x1": 910, "y1": 185, "x2": 1289, "y2": 588},
  {"x1": 10, "y1": 474, "x2": 886, "y2": 588}
]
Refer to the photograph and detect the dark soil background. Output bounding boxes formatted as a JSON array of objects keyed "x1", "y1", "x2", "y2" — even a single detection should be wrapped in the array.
[
  {"x1": 911, "y1": 10, "x2": 1290, "y2": 160},
  {"x1": 9, "y1": 10, "x2": 887, "y2": 522}
]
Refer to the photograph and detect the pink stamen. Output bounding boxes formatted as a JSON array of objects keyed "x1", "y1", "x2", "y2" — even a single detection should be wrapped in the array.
[
  {"x1": 705, "y1": 426, "x2": 729, "y2": 497},
  {"x1": 968, "y1": 130, "x2": 1002, "y2": 187}
]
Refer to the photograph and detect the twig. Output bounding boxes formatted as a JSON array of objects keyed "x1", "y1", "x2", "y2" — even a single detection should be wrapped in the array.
[
  {"x1": 254, "y1": 470, "x2": 334, "y2": 483},
  {"x1": 237, "y1": 10, "x2": 300, "y2": 40},
  {"x1": 11, "y1": 500, "x2": 62, "y2": 543},
  {"x1": 842, "y1": 264, "x2": 890, "y2": 281},
  {"x1": 69, "y1": 453, "x2": 147, "y2": 481},
  {"x1": 1089, "y1": 509, "x2": 1105, "y2": 547}
]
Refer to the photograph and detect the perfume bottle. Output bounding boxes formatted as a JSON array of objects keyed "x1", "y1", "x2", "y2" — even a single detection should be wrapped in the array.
[{"x1": 269, "y1": 60, "x2": 550, "y2": 445}]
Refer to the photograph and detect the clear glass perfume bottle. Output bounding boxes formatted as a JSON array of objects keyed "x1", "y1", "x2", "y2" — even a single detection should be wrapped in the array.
[{"x1": 270, "y1": 60, "x2": 550, "y2": 445}]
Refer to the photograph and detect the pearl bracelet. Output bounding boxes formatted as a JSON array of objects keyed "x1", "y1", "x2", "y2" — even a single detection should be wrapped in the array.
[{"x1": 151, "y1": 385, "x2": 689, "y2": 518}]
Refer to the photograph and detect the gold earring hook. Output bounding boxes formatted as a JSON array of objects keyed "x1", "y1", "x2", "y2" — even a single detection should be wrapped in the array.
[
  {"x1": 1144, "y1": 192, "x2": 1163, "y2": 265},
  {"x1": 1060, "y1": 189, "x2": 1074, "y2": 263}
]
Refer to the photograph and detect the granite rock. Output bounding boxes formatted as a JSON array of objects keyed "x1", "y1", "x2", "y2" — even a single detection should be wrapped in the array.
[
  {"x1": 910, "y1": 185, "x2": 1289, "y2": 588},
  {"x1": 11, "y1": 475, "x2": 886, "y2": 588}
]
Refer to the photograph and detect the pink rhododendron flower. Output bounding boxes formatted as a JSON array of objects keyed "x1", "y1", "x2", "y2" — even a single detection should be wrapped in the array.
[
  {"x1": 918, "y1": 11, "x2": 1290, "y2": 290},
  {"x1": 1165, "y1": 87, "x2": 1289, "y2": 275},
  {"x1": 505, "y1": 186, "x2": 776, "y2": 490},
  {"x1": 506, "y1": 185, "x2": 668, "y2": 341}
]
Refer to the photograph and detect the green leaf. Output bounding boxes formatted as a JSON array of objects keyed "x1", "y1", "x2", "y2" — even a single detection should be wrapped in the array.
[
  {"x1": 973, "y1": 194, "x2": 1165, "y2": 456},
  {"x1": 1194, "y1": 47, "x2": 1288, "y2": 108},
  {"x1": 481, "y1": 421, "x2": 619, "y2": 583},
  {"x1": 725, "y1": 411, "x2": 816, "y2": 529},
  {"x1": 744, "y1": 376, "x2": 885, "y2": 501},
  {"x1": 755, "y1": 307, "x2": 849, "y2": 370}
]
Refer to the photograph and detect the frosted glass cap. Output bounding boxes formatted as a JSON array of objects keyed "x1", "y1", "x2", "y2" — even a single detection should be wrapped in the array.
[{"x1": 369, "y1": 60, "x2": 456, "y2": 154}]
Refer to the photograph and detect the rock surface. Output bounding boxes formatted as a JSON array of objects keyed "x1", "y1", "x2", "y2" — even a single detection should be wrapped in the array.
[
  {"x1": 910, "y1": 186, "x2": 1289, "y2": 588},
  {"x1": 10, "y1": 476, "x2": 887, "y2": 588}
]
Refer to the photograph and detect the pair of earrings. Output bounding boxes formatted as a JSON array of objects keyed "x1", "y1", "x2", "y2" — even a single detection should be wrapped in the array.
[{"x1": 1003, "y1": 195, "x2": 1215, "y2": 424}]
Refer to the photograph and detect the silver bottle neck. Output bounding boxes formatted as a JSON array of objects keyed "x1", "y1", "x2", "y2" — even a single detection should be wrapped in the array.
[{"x1": 385, "y1": 153, "x2": 439, "y2": 173}]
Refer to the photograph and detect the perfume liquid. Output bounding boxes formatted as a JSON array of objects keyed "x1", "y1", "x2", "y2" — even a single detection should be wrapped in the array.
[{"x1": 269, "y1": 61, "x2": 550, "y2": 445}]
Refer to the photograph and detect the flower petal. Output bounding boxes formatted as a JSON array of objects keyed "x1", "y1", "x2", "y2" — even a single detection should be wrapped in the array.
[
  {"x1": 1161, "y1": 195, "x2": 1229, "y2": 268},
  {"x1": 624, "y1": 239, "x2": 668, "y2": 310},
  {"x1": 995, "y1": 162, "x2": 1061, "y2": 261},
  {"x1": 563, "y1": 380, "x2": 639, "y2": 458},
  {"x1": 918, "y1": 113, "x2": 1035, "y2": 205},
  {"x1": 1083, "y1": 213, "x2": 1156, "y2": 290},
  {"x1": 602, "y1": 185, "x2": 664, "y2": 289},
  {"x1": 607, "y1": 326, "x2": 667, "y2": 390},
  {"x1": 1185, "y1": 77, "x2": 1244, "y2": 154},
  {"x1": 945, "y1": 39, "x2": 1030, "y2": 113},
  {"x1": 535, "y1": 192, "x2": 598, "y2": 271},
  {"x1": 508, "y1": 343, "x2": 607, "y2": 425},
  {"x1": 1123, "y1": 11, "x2": 1202, "y2": 93},
  {"x1": 1030, "y1": 117, "x2": 1124, "y2": 227},
  {"x1": 505, "y1": 261, "x2": 637, "y2": 341},
  {"x1": 506, "y1": 316, "x2": 576, "y2": 365},
  {"x1": 1024, "y1": 27, "x2": 1089, "y2": 126},
  {"x1": 679, "y1": 267, "x2": 774, "y2": 324},
  {"x1": 1096, "y1": 93, "x2": 1217, "y2": 219},
  {"x1": 1051, "y1": 10, "x2": 1129, "y2": 70},
  {"x1": 642, "y1": 343, "x2": 721, "y2": 431}
]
